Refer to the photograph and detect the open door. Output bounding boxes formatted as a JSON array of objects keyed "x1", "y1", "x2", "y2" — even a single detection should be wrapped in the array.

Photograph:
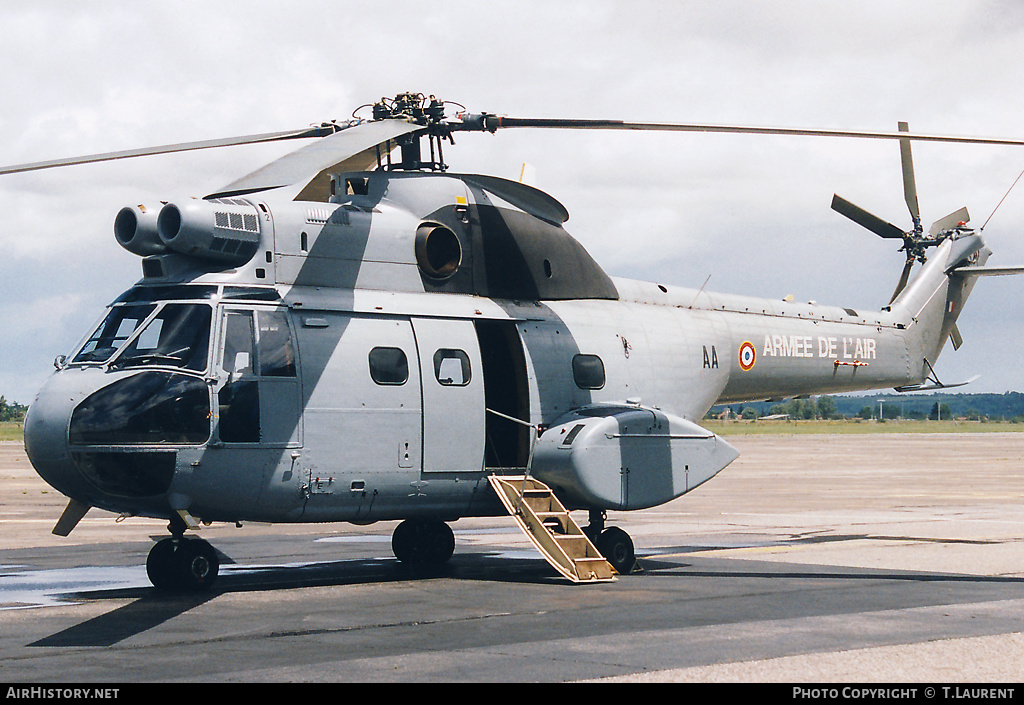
[{"x1": 475, "y1": 319, "x2": 531, "y2": 471}]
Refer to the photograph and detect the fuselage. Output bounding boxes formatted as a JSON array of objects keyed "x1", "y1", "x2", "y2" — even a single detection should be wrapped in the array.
[{"x1": 24, "y1": 170, "x2": 979, "y2": 528}]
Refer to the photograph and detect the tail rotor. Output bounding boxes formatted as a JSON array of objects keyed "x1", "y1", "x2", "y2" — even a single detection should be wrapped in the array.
[{"x1": 831, "y1": 121, "x2": 971, "y2": 305}]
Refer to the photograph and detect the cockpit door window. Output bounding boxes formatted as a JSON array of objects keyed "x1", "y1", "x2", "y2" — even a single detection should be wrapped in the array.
[
  {"x1": 218, "y1": 311, "x2": 260, "y2": 443},
  {"x1": 257, "y1": 310, "x2": 297, "y2": 377}
]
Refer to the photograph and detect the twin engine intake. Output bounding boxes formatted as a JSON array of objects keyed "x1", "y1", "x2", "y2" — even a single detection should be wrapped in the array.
[{"x1": 114, "y1": 199, "x2": 262, "y2": 266}]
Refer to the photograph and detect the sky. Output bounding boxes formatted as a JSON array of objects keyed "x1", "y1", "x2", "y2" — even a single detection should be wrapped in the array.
[{"x1": 3, "y1": 1, "x2": 1024, "y2": 404}]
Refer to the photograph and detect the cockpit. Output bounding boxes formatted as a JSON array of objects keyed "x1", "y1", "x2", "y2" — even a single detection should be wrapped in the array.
[
  {"x1": 67, "y1": 284, "x2": 281, "y2": 371},
  {"x1": 26, "y1": 284, "x2": 299, "y2": 505}
]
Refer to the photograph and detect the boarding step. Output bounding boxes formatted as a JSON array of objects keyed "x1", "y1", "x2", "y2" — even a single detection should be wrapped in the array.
[{"x1": 487, "y1": 475, "x2": 616, "y2": 583}]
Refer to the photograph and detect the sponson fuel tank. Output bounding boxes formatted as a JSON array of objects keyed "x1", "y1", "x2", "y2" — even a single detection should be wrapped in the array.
[{"x1": 531, "y1": 403, "x2": 740, "y2": 510}]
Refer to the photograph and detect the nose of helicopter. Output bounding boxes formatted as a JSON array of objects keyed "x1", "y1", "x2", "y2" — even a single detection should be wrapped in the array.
[
  {"x1": 24, "y1": 368, "x2": 104, "y2": 504},
  {"x1": 25, "y1": 367, "x2": 211, "y2": 517}
]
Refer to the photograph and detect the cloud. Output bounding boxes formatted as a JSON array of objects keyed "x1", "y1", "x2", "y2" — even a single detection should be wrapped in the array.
[{"x1": 2, "y1": 1, "x2": 1023, "y2": 400}]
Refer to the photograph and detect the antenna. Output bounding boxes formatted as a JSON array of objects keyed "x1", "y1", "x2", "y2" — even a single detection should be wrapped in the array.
[
  {"x1": 980, "y1": 167, "x2": 1024, "y2": 231},
  {"x1": 689, "y1": 274, "x2": 712, "y2": 309}
]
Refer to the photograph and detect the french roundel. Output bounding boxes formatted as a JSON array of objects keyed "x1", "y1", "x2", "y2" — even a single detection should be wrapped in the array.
[{"x1": 738, "y1": 341, "x2": 756, "y2": 371}]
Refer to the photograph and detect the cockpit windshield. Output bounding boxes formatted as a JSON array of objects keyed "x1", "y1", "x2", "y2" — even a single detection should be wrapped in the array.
[
  {"x1": 73, "y1": 304, "x2": 157, "y2": 364},
  {"x1": 72, "y1": 303, "x2": 212, "y2": 371}
]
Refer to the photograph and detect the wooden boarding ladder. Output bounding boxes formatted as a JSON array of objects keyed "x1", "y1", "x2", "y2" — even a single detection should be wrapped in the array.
[{"x1": 488, "y1": 475, "x2": 616, "y2": 583}]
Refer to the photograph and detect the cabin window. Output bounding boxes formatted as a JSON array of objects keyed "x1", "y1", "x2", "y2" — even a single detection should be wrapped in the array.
[
  {"x1": 433, "y1": 348, "x2": 471, "y2": 386},
  {"x1": 572, "y1": 354, "x2": 606, "y2": 390},
  {"x1": 369, "y1": 347, "x2": 409, "y2": 385}
]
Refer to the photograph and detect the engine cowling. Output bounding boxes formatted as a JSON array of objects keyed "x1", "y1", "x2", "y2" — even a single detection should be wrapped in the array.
[
  {"x1": 156, "y1": 199, "x2": 262, "y2": 266},
  {"x1": 531, "y1": 404, "x2": 740, "y2": 510}
]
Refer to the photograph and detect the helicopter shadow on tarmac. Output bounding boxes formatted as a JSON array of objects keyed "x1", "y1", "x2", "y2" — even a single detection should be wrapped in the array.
[
  {"x1": 26, "y1": 530, "x2": 1024, "y2": 649},
  {"x1": 24, "y1": 548, "x2": 566, "y2": 648}
]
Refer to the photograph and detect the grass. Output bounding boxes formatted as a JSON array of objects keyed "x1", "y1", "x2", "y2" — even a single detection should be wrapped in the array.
[
  {"x1": 0, "y1": 423, "x2": 24, "y2": 442},
  {"x1": 701, "y1": 418, "x2": 1024, "y2": 435}
]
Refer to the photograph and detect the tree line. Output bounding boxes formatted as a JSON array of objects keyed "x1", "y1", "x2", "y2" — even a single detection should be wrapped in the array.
[
  {"x1": 713, "y1": 391, "x2": 1024, "y2": 422},
  {"x1": 0, "y1": 396, "x2": 28, "y2": 423}
]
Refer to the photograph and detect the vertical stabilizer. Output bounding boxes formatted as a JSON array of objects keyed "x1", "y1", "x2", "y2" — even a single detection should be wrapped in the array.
[{"x1": 890, "y1": 233, "x2": 988, "y2": 372}]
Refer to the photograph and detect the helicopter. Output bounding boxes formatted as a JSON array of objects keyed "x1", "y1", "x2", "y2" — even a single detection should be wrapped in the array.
[{"x1": 5, "y1": 92, "x2": 1024, "y2": 589}]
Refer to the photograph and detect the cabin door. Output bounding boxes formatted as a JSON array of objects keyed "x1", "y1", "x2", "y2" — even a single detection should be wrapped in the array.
[
  {"x1": 412, "y1": 317, "x2": 486, "y2": 473},
  {"x1": 475, "y1": 319, "x2": 531, "y2": 471}
]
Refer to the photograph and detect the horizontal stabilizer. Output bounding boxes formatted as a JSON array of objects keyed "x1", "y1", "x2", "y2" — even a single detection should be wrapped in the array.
[{"x1": 950, "y1": 265, "x2": 1024, "y2": 277}]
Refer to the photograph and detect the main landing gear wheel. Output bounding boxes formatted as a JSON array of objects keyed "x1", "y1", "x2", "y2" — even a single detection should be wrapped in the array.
[
  {"x1": 595, "y1": 526, "x2": 635, "y2": 575},
  {"x1": 146, "y1": 537, "x2": 219, "y2": 591},
  {"x1": 392, "y1": 519, "x2": 455, "y2": 569},
  {"x1": 584, "y1": 510, "x2": 636, "y2": 574}
]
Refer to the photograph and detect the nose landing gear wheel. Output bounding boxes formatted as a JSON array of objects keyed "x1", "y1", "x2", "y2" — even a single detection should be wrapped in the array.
[{"x1": 147, "y1": 537, "x2": 219, "y2": 591}]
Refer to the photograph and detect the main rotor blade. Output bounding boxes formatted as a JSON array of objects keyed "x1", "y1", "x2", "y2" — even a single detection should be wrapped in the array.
[
  {"x1": 898, "y1": 122, "x2": 921, "y2": 225},
  {"x1": 462, "y1": 115, "x2": 1024, "y2": 147},
  {"x1": 208, "y1": 119, "x2": 422, "y2": 199},
  {"x1": 831, "y1": 194, "x2": 905, "y2": 239},
  {"x1": 0, "y1": 124, "x2": 345, "y2": 176}
]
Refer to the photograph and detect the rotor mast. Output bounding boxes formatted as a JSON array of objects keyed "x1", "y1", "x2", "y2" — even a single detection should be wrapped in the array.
[{"x1": 367, "y1": 93, "x2": 454, "y2": 172}]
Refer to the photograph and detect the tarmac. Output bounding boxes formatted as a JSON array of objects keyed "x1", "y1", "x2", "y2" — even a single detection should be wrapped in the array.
[{"x1": 1, "y1": 432, "x2": 1022, "y2": 683}]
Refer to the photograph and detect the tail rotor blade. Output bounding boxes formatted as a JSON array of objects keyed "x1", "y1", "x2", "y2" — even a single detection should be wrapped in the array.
[
  {"x1": 950, "y1": 324, "x2": 964, "y2": 350},
  {"x1": 929, "y1": 206, "x2": 970, "y2": 236},
  {"x1": 890, "y1": 257, "x2": 915, "y2": 303},
  {"x1": 831, "y1": 194, "x2": 906, "y2": 239},
  {"x1": 898, "y1": 121, "x2": 922, "y2": 231}
]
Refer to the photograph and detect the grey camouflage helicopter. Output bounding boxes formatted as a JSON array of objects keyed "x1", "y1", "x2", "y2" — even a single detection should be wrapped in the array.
[{"x1": 4, "y1": 93, "x2": 1023, "y2": 589}]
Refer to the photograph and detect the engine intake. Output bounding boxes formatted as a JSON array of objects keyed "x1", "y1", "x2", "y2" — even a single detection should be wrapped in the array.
[
  {"x1": 156, "y1": 199, "x2": 262, "y2": 266},
  {"x1": 114, "y1": 204, "x2": 168, "y2": 256}
]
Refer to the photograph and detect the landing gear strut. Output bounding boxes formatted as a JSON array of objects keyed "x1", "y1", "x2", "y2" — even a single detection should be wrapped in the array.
[
  {"x1": 146, "y1": 513, "x2": 219, "y2": 591},
  {"x1": 584, "y1": 509, "x2": 636, "y2": 574},
  {"x1": 392, "y1": 519, "x2": 455, "y2": 569}
]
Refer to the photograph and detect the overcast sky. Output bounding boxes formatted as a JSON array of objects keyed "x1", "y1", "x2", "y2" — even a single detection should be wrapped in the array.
[{"x1": 2, "y1": 1, "x2": 1024, "y2": 404}]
